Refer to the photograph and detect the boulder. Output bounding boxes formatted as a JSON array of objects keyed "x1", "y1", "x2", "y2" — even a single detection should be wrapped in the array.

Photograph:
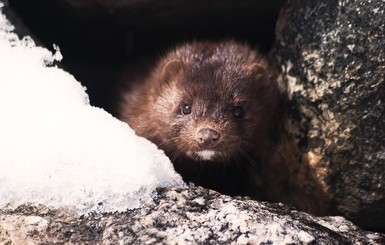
[
  {"x1": 272, "y1": 0, "x2": 385, "y2": 231},
  {"x1": 1, "y1": 187, "x2": 384, "y2": 244}
]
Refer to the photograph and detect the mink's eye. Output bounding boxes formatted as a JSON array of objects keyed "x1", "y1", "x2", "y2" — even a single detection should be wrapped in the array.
[
  {"x1": 181, "y1": 103, "x2": 192, "y2": 115},
  {"x1": 233, "y1": 106, "x2": 244, "y2": 118}
]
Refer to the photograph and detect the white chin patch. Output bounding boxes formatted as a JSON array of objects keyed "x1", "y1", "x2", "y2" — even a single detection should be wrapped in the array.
[{"x1": 196, "y1": 150, "x2": 216, "y2": 161}]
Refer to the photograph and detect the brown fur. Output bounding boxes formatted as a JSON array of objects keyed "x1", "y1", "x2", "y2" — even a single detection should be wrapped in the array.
[{"x1": 117, "y1": 41, "x2": 282, "y2": 197}]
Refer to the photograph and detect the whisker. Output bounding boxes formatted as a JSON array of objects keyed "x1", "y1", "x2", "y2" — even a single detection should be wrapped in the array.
[{"x1": 157, "y1": 136, "x2": 180, "y2": 149}]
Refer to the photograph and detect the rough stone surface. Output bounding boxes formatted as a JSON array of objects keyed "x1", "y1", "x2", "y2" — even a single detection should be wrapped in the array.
[
  {"x1": 272, "y1": 0, "x2": 385, "y2": 231},
  {"x1": 1, "y1": 187, "x2": 384, "y2": 244}
]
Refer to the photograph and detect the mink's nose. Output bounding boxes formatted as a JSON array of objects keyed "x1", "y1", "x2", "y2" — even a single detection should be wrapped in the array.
[{"x1": 196, "y1": 128, "x2": 220, "y2": 147}]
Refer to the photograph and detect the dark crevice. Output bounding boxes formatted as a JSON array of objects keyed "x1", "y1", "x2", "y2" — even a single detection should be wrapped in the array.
[{"x1": 8, "y1": 0, "x2": 284, "y2": 110}]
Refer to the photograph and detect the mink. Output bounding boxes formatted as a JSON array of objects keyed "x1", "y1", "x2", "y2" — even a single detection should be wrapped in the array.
[{"x1": 116, "y1": 41, "x2": 282, "y2": 197}]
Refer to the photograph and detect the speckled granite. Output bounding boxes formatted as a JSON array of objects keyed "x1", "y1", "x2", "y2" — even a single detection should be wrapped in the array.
[
  {"x1": 273, "y1": 0, "x2": 385, "y2": 230},
  {"x1": 1, "y1": 187, "x2": 384, "y2": 244}
]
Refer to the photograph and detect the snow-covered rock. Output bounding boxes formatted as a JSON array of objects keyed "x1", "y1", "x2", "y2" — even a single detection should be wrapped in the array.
[{"x1": 0, "y1": 2, "x2": 184, "y2": 214}]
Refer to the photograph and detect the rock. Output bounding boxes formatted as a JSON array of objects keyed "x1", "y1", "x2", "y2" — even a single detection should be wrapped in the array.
[
  {"x1": 1, "y1": 187, "x2": 384, "y2": 244},
  {"x1": 272, "y1": 0, "x2": 385, "y2": 231}
]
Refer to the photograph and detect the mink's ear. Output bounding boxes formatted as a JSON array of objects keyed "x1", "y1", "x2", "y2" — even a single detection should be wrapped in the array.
[
  {"x1": 243, "y1": 63, "x2": 270, "y2": 87},
  {"x1": 161, "y1": 59, "x2": 185, "y2": 83}
]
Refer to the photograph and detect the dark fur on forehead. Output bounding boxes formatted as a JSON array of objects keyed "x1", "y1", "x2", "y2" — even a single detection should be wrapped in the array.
[
  {"x1": 169, "y1": 40, "x2": 260, "y2": 66},
  {"x1": 177, "y1": 55, "x2": 265, "y2": 103}
]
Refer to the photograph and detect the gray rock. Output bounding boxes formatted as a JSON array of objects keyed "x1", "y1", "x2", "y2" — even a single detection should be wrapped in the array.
[
  {"x1": 1, "y1": 187, "x2": 384, "y2": 244},
  {"x1": 272, "y1": 0, "x2": 385, "y2": 230}
]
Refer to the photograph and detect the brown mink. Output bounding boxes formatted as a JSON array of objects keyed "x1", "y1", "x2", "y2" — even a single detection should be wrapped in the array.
[{"x1": 117, "y1": 41, "x2": 281, "y2": 197}]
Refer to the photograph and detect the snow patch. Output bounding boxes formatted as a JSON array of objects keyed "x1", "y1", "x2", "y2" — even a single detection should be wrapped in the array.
[{"x1": 0, "y1": 7, "x2": 184, "y2": 214}]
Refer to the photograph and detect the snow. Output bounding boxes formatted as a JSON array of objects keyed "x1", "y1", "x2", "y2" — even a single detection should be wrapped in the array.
[{"x1": 0, "y1": 6, "x2": 184, "y2": 214}]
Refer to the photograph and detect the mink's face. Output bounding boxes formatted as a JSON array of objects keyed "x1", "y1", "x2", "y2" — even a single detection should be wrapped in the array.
[{"x1": 154, "y1": 61, "x2": 278, "y2": 163}]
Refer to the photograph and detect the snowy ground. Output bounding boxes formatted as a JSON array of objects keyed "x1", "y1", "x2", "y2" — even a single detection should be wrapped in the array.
[{"x1": 0, "y1": 4, "x2": 183, "y2": 214}]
